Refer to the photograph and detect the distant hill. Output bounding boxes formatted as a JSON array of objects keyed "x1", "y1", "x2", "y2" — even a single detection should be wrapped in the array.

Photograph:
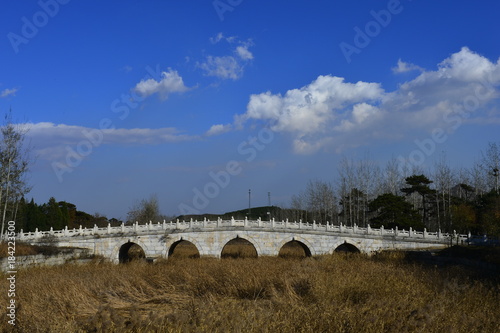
[{"x1": 176, "y1": 206, "x2": 305, "y2": 222}]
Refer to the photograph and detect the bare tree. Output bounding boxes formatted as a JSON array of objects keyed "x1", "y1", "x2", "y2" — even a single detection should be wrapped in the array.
[
  {"x1": 0, "y1": 112, "x2": 33, "y2": 241},
  {"x1": 469, "y1": 160, "x2": 488, "y2": 197},
  {"x1": 481, "y1": 142, "x2": 500, "y2": 193},
  {"x1": 357, "y1": 155, "x2": 381, "y2": 226},
  {"x1": 383, "y1": 157, "x2": 404, "y2": 196},
  {"x1": 433, "y1": 153, "x2": 454, "y2": 231},
  {"x1": 291, "y1": 180, "x2": 337, "y2": 224},
  {"x1": 127, "y1": 194, "x2": 163, "y2": 224},
  {"x1": 337, "y1": 156, "x2": 357, "y2": 226}
]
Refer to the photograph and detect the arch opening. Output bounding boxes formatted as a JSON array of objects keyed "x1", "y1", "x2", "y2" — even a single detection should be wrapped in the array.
[
  {"x1": 221, "y1": 237, "x2": 258, "y2": 259},
  {"x1": 119, "y1": 242, "x2": 146, "y2": 263},
  {"x1": 279, "y1": 240, "x2": 312, "y2": 258},
  {"x1": 168, "y1": 240, "x2": 200, "y2": 258},
  {"x1": 334, "y1": 242, "x2": 361, "y2": 254}
]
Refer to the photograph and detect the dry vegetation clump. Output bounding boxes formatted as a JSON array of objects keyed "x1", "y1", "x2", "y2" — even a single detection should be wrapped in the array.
[
  {"x1": 0, "y1": 241, "x2": 62, "y2": 257},
  {"x1": 0, "y1": 251, "x2": 499, "y2": 332}
]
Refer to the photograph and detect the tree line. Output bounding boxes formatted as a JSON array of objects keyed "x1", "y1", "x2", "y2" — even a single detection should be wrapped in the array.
[
  {"x1": 14, "y1": 197, "x2": 124, "y2": 232},
  {"x1": 289, "y1": 143, "x2": 500, "y2": 237}
]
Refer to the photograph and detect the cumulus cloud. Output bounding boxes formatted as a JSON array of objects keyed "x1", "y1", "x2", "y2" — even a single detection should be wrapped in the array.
[
  {"x1": 25, "y1": 122, "x2": 197, "y2": 160},
  {"x1": 133, "y1": 69, "x2": 190, "y2": 100},
  {"x1": 1, "y1": 88, "x2": 17, "y2": 98},
  {"x1": 238, "y1": 75, "x2": 383, "y2": 153},
  {"x1": 392, "y1": 59, "x2": 423, "y2": 74},
  {"x1": 231, "y1": 47, "x2": 500, "y2": 154}
]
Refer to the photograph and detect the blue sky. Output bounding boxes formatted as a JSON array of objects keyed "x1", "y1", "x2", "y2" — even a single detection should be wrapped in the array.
[{"x1": 1, "y1": 0, "x2": 499, "y2": 219}]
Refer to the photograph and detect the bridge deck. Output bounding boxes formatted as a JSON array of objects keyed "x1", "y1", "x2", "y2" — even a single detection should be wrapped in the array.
[{"x1": 17, "y1": 218, "x2": 468, "y2": 244}]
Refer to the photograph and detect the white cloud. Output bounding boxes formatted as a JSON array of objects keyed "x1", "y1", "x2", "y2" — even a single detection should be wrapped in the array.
[
  {"x1": 198, "y1": 35, "x2": 254, "y2": 80},
  {"x1": 392, "y1": 59, "x2": 423, "y2": 74},
  {"x1": 1, "y1": 88, "x2": 17, "y2": 98},
  {"x1": 198, "y1": 56, "x2": 243, "y2": 80},
  {"x1": 133, "y1": 69, "x2": 190, "y2": 100},
  {"x1": 121, "y1": 65, "x2": 133, "y2": 73},
  {"x1": 210, "y1": 32, "x2": 224, "y2": 44},
  {"x1": 205, "y1": 124, "x2": 232, "y2": 136},
  {"x1": 25, "y1": 122, "x2": 197, "y2": 160},
  {"x1": 236, "y1": 45, "x2": 253, "y2": 60},
  {"x1": 241, "y1": 75, "x2": 383, "y2": 139},
  {"x1": 231, "y1": 47, "x2": 500, "y2": 154}
]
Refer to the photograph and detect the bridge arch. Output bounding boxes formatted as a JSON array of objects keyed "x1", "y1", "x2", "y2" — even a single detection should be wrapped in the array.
[
  {"x1": 167, "y1": 238, "x2": 201, "y2": 258},
  {"x1": 114, "y1": 240, "x2": 149, "y2": 263},
  {"x1": 330, "y1": 239, "x2": 362, "y2": 254},
  {"x1": 165, "y1": 235, "x2": 204, "y2": 257},
  {"x1": 277, "y1": 236, "x2": 316, "y2": 257},
  {"x1": 278, "y1": 239, "x2": 312, "y2": 258},
  {"x1": 219, "y1": 234, "x2": 262, "y2": 258}
]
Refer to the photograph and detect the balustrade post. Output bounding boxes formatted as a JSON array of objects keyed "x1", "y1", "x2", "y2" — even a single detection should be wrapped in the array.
[
  {"x1": 19, "y1": 229, "x2": 24, "y2": 240},
  {"x1": 271, "y1": 218, "x2": 275, "y2": 229},
  {"x1": 409, "y1": 227, "x2": 413, "y2": 238},
  {"x1": 134, "y1": 222, "x2": 138, "y2": 232},
  {"x1": 50, "y1": 227, "x2": 54, "y2": 235},
  {"x1": 423, "y1": 228, "x2": 427, "y2": 239},
  {"x1": 326, "y1": 221, "x2": 329, "y2": 231},
  {"x1": 203, "y1": 217, "x2": 207, "y2": 229},
  {"x1": 339, "y1": 223, "x2": 343, "y2": 233},
  {"x1": 299, "y1": 219, "x2": 302, "y2": 229},
  {"x1": 258, "y1": 217, "x2": 262, "y2": 228},
  {"x1": 395, "y1": 226, "x2": 398, "y2": 237},
  {"x1": 437, "y1": 229, "x2": 441, "y2": 239},
  {"x1": 35, "y1": 228, "x2": 39, "y2": 238},
  {"x1": 367, "y1": 224, "x2": 371, "y2": 234},
  {"x1": 190, "y1": 218, "x2": 193, "y2": 229},
  {"x1": 107, "y1": 223, "x2": 111, "y2": 234},
  {"x1": 231, "y1": 216, "x2": 235, "y2": 227},
  {"x1": 176, "y1": 219, "x2": 180, "y2": 229},
  {"x1": 380, "y1": 225, "x2": 384, "y2": 236},
  {"x1": 79, "y1": 225, "x2": 83, "y2": 234},
  {"x1": 121, "y1": 223, "x2": 125, "y2": 232},
  {"x1": 285, "y1": 218, "x2": 289, "y2": 229}
]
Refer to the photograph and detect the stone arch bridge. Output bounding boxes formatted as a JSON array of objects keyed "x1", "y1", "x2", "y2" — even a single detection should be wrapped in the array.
[{"x1": 19, "y1": 218, "x2": 467, "y2": 263}]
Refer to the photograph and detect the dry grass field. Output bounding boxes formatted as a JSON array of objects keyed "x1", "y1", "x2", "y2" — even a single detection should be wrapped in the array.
[{"x1": 1, "y1": 244, "x2": 499, "y2": 332}]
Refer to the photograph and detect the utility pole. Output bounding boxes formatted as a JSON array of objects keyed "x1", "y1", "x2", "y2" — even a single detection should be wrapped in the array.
[
  {"x1": 267, "y1": 192, "x2": 271, "y2": 221},
  {"x1": 248, "y1": 189, "x2": 251, "y2": 216}
]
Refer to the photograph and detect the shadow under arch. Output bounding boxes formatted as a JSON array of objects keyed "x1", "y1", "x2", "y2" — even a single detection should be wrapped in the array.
[
  {"x1": 119, "y1": 242, "x2": 146, "y2": 263},
  {"x1": 277, "y1": 236, "x2": 316, "y2": 257},
  {"x1": 221, "y1": 236, "x2": 258, "y2": 259},
  {"x1": 168, "y1": 239, "x2": 200, "y2": 258},
  {"x1": 334, "y1": 241, "x2": 361, "y2": 253},
  {"x1": 278, "y1": 239, "x2": 312, "y2": 258}
]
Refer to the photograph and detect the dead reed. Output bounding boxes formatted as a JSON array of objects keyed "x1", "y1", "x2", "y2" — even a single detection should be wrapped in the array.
[{"x1": 1, "y1": 251, "x2": 499, "y2": 332}]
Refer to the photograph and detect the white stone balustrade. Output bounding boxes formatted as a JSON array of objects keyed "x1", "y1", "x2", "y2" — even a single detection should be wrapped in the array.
[{"x1": 16, "y1": 218, "x2": 469, "y2": 243}]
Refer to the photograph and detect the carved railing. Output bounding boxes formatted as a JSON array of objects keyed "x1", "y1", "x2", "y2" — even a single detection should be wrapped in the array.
[{"x1": 16, "y1": 217, "x2": 469, "y2": 243}]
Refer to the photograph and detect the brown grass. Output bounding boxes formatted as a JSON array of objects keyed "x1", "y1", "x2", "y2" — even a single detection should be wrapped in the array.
[
  {"x1": 0, "y1": 242, "x2": 61, "y2": 257},
  {"x1": 1, "y1": 251, "x2": 499, "y2": 332}
]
